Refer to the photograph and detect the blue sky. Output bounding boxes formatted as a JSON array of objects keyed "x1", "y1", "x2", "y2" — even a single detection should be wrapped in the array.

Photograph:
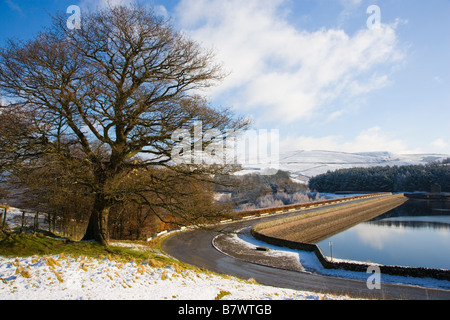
[{"x1": 1, "y1": 0, "x2": 449, "y2": 155}]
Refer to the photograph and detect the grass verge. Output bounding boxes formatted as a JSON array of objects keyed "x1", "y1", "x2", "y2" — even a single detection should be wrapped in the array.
[
  {"x1": 0, "y1": 230, "x2": 262, "y2": 287},
  {"x1": 0, "y1": 230, "x2": 178, "y2": 267}
]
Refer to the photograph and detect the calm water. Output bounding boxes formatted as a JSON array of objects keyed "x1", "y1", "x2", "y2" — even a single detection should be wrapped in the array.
[{"x1": 317, "y1": 199, "x2": 450, "y2": 270}]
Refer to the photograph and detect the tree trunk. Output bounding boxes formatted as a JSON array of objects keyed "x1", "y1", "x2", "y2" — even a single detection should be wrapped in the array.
[{"x1": 82, "y1": 194, "x2": 111, "y2": 245}]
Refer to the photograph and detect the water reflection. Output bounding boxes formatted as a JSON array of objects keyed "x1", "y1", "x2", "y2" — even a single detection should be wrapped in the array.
[
  {"x1": 317, "y1": 200, "x2": 450, "y2": 270},
  {"x1": 369, "y1": 199, "x2": 450, "y2": 230},
  {"x1": 369, "y1": 218, "x2": 450, "y2": 230}
]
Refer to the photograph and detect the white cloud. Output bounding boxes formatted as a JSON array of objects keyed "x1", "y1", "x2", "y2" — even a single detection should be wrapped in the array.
[
  {"x1": 281, "y1": 127, "x2": 415, "y2": 154},
  {"x1": 174, "y1": 0, "x2": 405, "y2": 125},
  {"x1": 341, "y1": 127, "x2": 410, "y2": 153},
  {"x1": 433, "y1": 76, "x2": 443, "y2": 84},
  {"x1": 338, "y1": 0, "x2": 363, "y2": 27},
  {"x1": 153, "y1": 5, "x2": 169, "y2": 19},
  {"x1": 280, "y1": 135, "x2": 341, "y2": 153},
  {"x1": 5, "y1": 0, "x2": 23, "y2": 15},
  {"x1": 339, "y1": 0, "x2": 363, "y2": 7},
  {"x1": 431, "y1": 138, "x2": 449, "y2": 150}
]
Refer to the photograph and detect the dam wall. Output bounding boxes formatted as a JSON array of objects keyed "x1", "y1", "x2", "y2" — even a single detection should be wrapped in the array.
[{"x1": 253, "y1": 194, "x2": 408, "y2": 244}]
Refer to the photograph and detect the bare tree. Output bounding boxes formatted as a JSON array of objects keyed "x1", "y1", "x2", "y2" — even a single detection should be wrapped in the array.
[
  {"x1": 0, "y1": 5, "x2": 247, "y2": 244},
  {"x1": 0, "y1": 108, "x2": 43, "y2": 174}
]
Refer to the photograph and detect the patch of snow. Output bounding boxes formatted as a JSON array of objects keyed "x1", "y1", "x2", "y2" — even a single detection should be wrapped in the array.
[{"x1": 0, "y1": 253, "x2": 353, "y2": 300}]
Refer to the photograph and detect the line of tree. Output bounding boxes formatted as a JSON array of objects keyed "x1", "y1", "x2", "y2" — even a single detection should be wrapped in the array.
[
  {"x1": 308, "y1": 162, "x2": 450, "y2": 193},
  {"x1": 0, "y1": 5, "x2": 248, "y2": 244}
]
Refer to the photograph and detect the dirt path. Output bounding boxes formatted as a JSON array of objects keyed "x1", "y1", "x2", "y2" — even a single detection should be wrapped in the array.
[{"x1": 254, "y1": 194, "x2": 408, "y2": 244}]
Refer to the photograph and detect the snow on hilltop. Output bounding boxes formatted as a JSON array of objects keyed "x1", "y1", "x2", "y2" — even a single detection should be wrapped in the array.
[{"x1": 240, "y1": 150, "x2": 450, "y2": 184}]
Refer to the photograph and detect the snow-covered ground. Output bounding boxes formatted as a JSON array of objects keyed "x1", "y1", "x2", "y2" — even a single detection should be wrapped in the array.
[
  {"x1": 0, "y1": 244, "x2": 355, "y2": 301},
  {"x1": 0, "y1": 208, "x2": 354, "y2": 301},
  {"x1": 3, "y1": 229, "x2": 448, "y2": 301}
]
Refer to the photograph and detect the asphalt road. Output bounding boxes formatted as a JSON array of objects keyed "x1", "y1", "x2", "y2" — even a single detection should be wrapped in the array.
[{"x1": 161, "y1": 209, "x2": 450, "y2": 300}]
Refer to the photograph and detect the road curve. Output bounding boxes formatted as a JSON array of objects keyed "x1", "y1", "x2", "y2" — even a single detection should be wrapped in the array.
[{"x1": 161, "y1": 207, "x2": 450, "y2": 300}]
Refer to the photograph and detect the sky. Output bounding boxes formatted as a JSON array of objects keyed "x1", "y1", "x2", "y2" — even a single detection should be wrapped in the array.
[{"x1": 1, "y1": 0, "x2": 449, "y2": 155}]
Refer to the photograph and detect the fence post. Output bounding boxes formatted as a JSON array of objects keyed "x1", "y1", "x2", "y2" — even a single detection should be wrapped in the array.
[
  {"x1": 1, "y1": 207, "x2": 7, "y2": 230},
  {"x1": 53, "y1": 214, "x2": 56, "y2": 233},
  {"x1": 34, "y1": 212, "x2": 39, "y2": 234},
  {"x1": 48, "y1": 212, "x2": 52, "y2": 233},
  {"x1": 20, "y1": 211, "x2": 26, "y2": 233}
]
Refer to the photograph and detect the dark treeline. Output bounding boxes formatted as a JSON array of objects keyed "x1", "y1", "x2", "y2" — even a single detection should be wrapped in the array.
[{"x1": 309, "y1": 161, "x2": 450, "y2": 193}]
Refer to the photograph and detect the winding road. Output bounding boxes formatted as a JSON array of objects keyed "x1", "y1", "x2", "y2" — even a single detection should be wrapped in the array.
[{"x1": 161, "y1": 203, "x2": 450, "y2": 300}]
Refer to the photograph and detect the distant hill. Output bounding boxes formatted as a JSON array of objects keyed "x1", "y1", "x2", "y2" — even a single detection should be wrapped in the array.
[{"x1": 239, "y1": 150, "x2": 450, "y2": 184}]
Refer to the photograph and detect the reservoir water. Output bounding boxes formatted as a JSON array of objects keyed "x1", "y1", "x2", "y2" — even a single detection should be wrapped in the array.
[{"x1": 317, "y1": 199, "x2": 450, "y2": 270}]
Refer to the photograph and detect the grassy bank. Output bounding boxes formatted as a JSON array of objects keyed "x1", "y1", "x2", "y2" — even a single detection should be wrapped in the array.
[{"x1": 0, "y1": 230, "x2": 183, "y2": 268}]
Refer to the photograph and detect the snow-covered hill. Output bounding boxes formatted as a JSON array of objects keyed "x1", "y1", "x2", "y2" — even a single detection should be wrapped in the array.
[{"x1": 240, "y1": 150, "x2": 450, "y2": 184}]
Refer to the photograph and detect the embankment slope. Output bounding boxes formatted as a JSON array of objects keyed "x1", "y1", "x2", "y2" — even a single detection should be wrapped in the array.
[{"x1": 253, "y1": 194, "x2": 408, "y2": 244}]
